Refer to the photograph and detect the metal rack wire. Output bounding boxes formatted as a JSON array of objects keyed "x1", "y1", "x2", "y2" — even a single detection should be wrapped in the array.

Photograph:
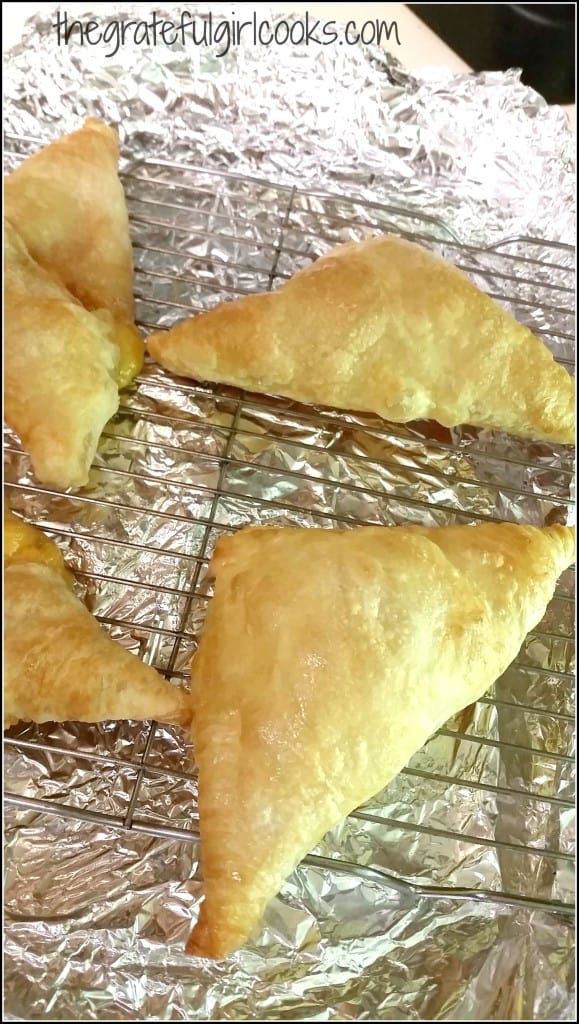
[{"x1": 4, "y1": 133, "x2": 576, "y2": 920}]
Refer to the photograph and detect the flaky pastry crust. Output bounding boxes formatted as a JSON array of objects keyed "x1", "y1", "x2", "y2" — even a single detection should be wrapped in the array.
[
  {"x1": 4, "y1": 558, "x2": 191, "y2": 730},
  {"x1": 4, "y1": 222, "x2": 120, "y2": 489},
  {"x1": 148, "y1": 236, "x2": 574, "y2": 444},
  {"x1": 5, "y1": 118, "x2": 135, "y2": 322},
  {"x1": 187, "y1": 523, "x2": 575, "y2": 957}
]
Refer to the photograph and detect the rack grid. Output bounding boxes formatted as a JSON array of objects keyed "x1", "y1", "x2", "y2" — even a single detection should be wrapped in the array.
[{"x1": 4, "y1": 133, "x2": 576, "y2": 920}]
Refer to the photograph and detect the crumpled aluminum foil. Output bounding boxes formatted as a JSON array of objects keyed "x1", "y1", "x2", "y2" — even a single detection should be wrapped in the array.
[{"x1": 3, "y1": 5, "x2": 576, "y2": 1020}]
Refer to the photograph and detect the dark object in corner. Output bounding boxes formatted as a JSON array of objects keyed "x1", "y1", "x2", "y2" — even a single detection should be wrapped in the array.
[{"x1": 408, "y1": 4, "x2": 575, "y2": 105}]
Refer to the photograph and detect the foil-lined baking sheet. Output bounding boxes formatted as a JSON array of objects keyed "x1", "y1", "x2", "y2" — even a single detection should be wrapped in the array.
[{"x1": 3, "y1": 5, "x2": 576, "y2": 1020}]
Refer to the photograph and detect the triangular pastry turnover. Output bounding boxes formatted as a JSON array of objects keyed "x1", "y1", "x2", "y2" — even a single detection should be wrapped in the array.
[
  {"x1": 147, "y1": 236, "x2": 574, "y2": 444},
  {"x1": 186, "y1": 523, "x2": 575, "y2": 957},
  {"x1": 5, "y1": 118, "x2": 136, "y2": 326},
  {"x1": 4, "y1": 222, "x2": 123, "y2": 489},
  {"x1": 4, "y1": 518, "x2": 191, "y2": 730}
]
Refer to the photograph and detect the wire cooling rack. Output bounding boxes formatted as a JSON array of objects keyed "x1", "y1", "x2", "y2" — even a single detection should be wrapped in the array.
[{"x1": 3, "y1": 133, "x2": 576, "y2": 921}]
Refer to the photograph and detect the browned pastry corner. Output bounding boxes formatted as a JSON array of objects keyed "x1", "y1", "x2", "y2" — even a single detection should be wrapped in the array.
[
  {"x1": 186, "y1": 522, "x2": 575, "y2": 958},
  {"x1": 5, "y1": 117, "x2": 136, "y2": 325},
  {"x1": 4, "y1": 119, "x2": 145, "y2": 489},
  {"x1": 147, "y1": 235, "x2": 574, "y2": 444},
  {"x1": 4, "y1": 221, "x2": 121, "y2": 489},
  {"x1": 3, "y1": 517, "x2": 191, "y2": 730}
]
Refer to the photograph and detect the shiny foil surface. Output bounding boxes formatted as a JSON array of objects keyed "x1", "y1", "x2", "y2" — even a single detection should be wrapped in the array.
[{"x1": 3, "y1": 5, "x2": 576, "y2": 1020}]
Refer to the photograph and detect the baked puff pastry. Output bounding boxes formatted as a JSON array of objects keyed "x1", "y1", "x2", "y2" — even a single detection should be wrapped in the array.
[
  {"x1": 147, "y1": 236, "x2": 574, "y2": 444},
  {"x1": 5, "y1": 118, "x2": 136, "y2": 326},
  {"x1": 4, "y1": 222, "x2": 122, "y2": 489},
  {"x1": 3, "y1": 517, "x2": 191, "y2": 730},
  {"x1": 187, "y1": 523, "x2": 575, "y2": 958}
]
